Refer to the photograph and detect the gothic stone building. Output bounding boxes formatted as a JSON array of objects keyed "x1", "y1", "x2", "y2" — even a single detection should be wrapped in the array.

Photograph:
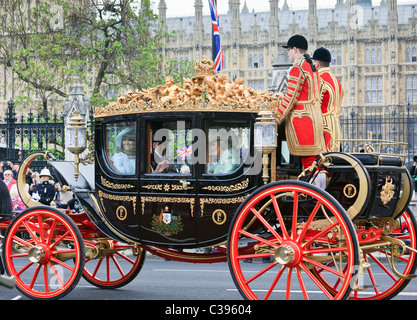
[
  {"x1": 2, "y1": 0, "x2": 417, "y2": 146},
  {"x1": 158, "y1": 0, "x2": 417, "y2": 145}
]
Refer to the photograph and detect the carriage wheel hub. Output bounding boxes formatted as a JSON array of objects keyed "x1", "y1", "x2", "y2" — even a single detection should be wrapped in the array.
[
  {"x1": 28, "y1": 245, "x2": 48, "y2": 264},
  {"x1": 274, "y1": 243, "x2": 300, "y2": 266}
]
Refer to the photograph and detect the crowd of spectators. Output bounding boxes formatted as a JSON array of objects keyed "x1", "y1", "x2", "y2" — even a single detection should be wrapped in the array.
[{"x1": 0, "y1": 161, "x2": 79, "y2": 213}]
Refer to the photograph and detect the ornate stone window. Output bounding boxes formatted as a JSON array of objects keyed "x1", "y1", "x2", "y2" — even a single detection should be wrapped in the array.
[
  {"x1": 406, "y1": 75, "x2": 417, "y2": 103},
  {"x1": 328, "y1": 45, "x2": 342, "y2": 65},
  {"x1": 406, "y1": 43, "x2": 417, "y2": 63},
  {"x1": 173, "y1": 52, "x2": 190, "y2": 71},
  {"x1": 365, "y1": 76, "x2": 382, "y2": 104},
  {"x1": 248, "y1": 49, "x2": 263, "y2": 69},
  {"x1": 365, "y1": 44, "x2": 382, "y2": 65}
]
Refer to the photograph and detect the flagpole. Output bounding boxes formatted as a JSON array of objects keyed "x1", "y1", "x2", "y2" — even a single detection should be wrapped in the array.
[
  {"x1": 209, "y1": 0, "x2": 222, "y2": 72},
  {"x1": 212, "y1": 0, "x2": 216, "y2": 62}
]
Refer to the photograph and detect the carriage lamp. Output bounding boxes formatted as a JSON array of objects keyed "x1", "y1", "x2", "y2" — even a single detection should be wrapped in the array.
[
  {"x1": 254, "y1": 107, "x2": 277, "y2": 184},
  {"x1": 66, "y1": 110, "x2": 87, "y2": 181}
]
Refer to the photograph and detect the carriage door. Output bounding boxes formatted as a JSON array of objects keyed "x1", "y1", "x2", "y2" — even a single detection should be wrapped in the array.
[
  {"x1": 96, "y1": 119, "x2": 140, "y2": 242},
  {"x1": 139, "y1": 117, "x2": 197, "y2": 247},
  {"x1": 197, "y1": 116, "x2": 259, "y2": 247}
]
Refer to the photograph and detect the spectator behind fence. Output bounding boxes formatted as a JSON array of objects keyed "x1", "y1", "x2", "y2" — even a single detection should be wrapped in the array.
[
  {"x1": 0, "y1": 161, "x2": 19, "y2": 180},
  {"x1": 3, "y1": 170, "x2": 16, "y2": 192},
  {"x1": 29, "y1": 171, "x2": 40, "y2": 198},
  {"x1": 9, "y1": 183, "x2": 26, "y2": 211}
]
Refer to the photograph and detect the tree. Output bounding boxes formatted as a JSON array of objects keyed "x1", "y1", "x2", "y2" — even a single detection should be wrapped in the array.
[
  {"x1": 0, "y1": 0, "x2": 80, "y2": 115},
  {"x1": 0, "y1": 0, "x2": 190, "y2": 113}
]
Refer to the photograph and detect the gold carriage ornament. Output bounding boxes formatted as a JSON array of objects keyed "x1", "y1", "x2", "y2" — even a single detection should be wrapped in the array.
[
  {"x1": 254, "y1": 106, "x2": 278, "y2": 184},
  {"x1": 93, "y1": 57, "x2": 283, "y2": 118},
  {"x1": 66, "y1": 110, "x2": 87, "y2": 181}
]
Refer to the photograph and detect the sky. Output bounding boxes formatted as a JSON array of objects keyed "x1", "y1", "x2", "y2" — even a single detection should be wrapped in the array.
[{"x1": 152, "y1": 0, "x2": 417, "y2": 17}]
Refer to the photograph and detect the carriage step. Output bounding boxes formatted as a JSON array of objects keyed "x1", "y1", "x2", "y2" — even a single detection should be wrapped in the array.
[{"x1": 353, "y1": 285, "x2": 378, "y2": 291}]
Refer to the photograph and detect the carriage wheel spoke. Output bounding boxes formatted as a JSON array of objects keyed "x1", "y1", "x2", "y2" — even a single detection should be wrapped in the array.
[
  {"x1": 295, "y1": 266, "x2": 309, "y2": 300},
  {"x1": 271, "y1": 195, "x2": 289, "y2": 239},
  {"x1": 238, "y1": 229, "x2": 280, "y2": 249},
  {"x1": 115, "y1": 251, "x2": 136, "y2": 265},
  {"x1": 250, "y1": 207, "x2": 284, "y2": 243},
  {"x1": 244, "y1": 261, "x2": 279, "y2": 285},
  {"x1": 296, "y1": 201, "x2": 321, "y2": 242},
  {"x1": 111, "y1": 255, "x2": 125, "y2": 277},
  {"x1": 263, "y1": 266, "x2": 285, "y2": 300},
  {"x1": 291, "y1": 192, "x2": 299, "y2": 239},
  {"x1": 299, "y1": 262, "x2": 334, "y2": 299}
]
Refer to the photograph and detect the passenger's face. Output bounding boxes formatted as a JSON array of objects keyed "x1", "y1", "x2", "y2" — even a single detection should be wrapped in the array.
[
  {"x1": 209, "y1": 141, "x2": 220, "y2": 157},
  {"x1": 122, "y1": 138, "x2": 135, "y2": 154},
  {"x1": 155, "y1": 141, "x2": 168, "y2": 156}
]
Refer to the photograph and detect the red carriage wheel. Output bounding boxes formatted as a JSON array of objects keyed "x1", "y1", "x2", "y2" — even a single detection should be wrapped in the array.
[
  {"x1": 348, "y1": 208, "x2": 417, "y2": 300},
  {"x1": 2, "y1": 206, "x2": 85, "y2": 300},
  {"x1": 82, "y1": 240, "x2": 145, "y2": 289},
  {"x1": 227, "y1": 180, "x2": 359, "y2": 300}
]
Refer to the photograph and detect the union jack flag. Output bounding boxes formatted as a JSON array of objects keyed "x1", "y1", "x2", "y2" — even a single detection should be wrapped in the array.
[
  {"x1": 177, "y1": 145, "x2": 192, "y2": 161},
  {"x1": 208, "y1": 0, "x2": 223, "y2": 72}
]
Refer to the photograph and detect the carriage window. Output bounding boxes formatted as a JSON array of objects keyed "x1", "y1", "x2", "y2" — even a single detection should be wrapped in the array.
[
  {"x1": 281, "y1": 141, "x2": 290, "y2": 165},
  {"x1": 206, "y1": 120, "x2": 250, "y2": 174},
  {"x1": 104, "y1": 122, "x2": 137, "y2": 175},
  {"x1": 149, "y1": 120, "x2": 193, "y2": 174}
]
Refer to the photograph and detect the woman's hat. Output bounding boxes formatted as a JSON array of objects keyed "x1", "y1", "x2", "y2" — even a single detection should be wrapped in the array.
[{"x1": 115, "y1": 128, "x2": 135, "y2": 148}]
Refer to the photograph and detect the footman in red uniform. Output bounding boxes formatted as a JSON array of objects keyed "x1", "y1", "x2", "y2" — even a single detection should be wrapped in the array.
[
  {"x1": 312, "y1": 47, "x2": 344, "y2": 152},
  {"x1": 273, "y1": 35, "x2": 326, "y2": 170}
]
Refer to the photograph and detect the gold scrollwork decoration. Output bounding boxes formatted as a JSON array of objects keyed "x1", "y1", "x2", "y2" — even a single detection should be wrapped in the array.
[
  {"x1": 202, "y1": 178, "x2": 249, "y2": 192},
  {"x1": 200, "y1": 196, "x2": 248, "y2": 217},
  {"x1": 142, "y1": 183, "x2": 193, "y2": 192},
  {"x1": 141, "y1": 196, "x2": 195, "y2": 217},
  {"x1": 101, "y1": 176, "x2": 134, "y2": 189},
  {"x1": 98, "y1": 190, "x2": 137, "y2": 215},
  {"x1": 142, "y1": 184, "x2": 163, "y2": 191}
]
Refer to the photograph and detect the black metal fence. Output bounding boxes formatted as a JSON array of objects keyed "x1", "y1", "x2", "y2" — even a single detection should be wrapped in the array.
[
  {"x1": 340, "y1": 104, "x2": 417, "y2": 167},
  {"x1": 0, "y1": 100, "x2": 65, "y2": 172}
]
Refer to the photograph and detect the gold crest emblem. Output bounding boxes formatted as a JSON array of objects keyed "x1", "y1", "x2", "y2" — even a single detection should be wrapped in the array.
[{"x1": 380, "y1": 177, "x2": 395, "y2": 205}]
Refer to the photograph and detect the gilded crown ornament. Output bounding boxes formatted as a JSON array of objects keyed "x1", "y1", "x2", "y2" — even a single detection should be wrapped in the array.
[
  {"x1": 194, "y1": 57, "x2": 215, "y2": 78},
  {"x1": 94, "y1": 57, "x2": 283, "y2": 118}
]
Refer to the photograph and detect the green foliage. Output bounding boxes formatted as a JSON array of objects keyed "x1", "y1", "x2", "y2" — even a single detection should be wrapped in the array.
[{"x1": 0, "y1": 0, "x2": 193, "y2": 111}]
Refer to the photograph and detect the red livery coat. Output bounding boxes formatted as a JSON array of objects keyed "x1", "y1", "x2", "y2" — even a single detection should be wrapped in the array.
[
  {"x1": 274, "y1": 57, "x2": 326, "y2": 158},
  {"x1": 319, "y1": 67, "x2": 344, "y2": 152}
]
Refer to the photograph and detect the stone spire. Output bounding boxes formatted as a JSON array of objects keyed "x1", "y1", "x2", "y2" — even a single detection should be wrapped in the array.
[
  {"x1": 269, "y1": 0, "x2": 279, "y2": 40},
  {"x1": 193, "y1": 0, "x2": 204, "y2": 43}
]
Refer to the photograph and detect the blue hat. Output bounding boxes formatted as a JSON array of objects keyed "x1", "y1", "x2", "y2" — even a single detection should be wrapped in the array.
[
  {"x1": 282, "y1": 35, "x2": 308, "y2": 50},
  {"x1": 115, "y1": 128, "x2": 134, "y2": 148},
  {"x1": 312, "y1": 47, "x2": 332, "y2": 63}
]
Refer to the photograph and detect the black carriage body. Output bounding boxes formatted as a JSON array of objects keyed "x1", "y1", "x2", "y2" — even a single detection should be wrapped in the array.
[
  {"x1": 325, "y1": 154, "x2": 412, "y2": 220},
  {"x1": 93, "y1": 111, "x2": 262, "y2": 248}
]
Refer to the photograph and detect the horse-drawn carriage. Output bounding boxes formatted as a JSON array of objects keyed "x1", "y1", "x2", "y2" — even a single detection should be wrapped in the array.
[{"x1": 1, "y1": 58, "x2": 416, "y2": 300}]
